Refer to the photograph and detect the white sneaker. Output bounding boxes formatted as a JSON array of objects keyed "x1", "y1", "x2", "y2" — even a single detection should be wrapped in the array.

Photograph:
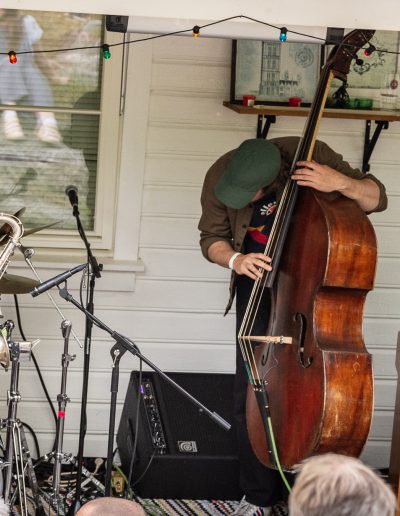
[
  {"x1": 233, "y1": 496, "x2": 271, "y2": 515},
  {"x1": 2, "y1": 110, "x2": 24, "y2": 140},
  {"x1": 36, "y1": 123, "x2": 61, "y2": 144}
]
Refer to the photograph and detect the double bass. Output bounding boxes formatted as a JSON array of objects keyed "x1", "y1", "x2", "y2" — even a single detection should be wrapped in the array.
[{"x1": 239, "y1": 29, "x2": 377, "y2": 473}]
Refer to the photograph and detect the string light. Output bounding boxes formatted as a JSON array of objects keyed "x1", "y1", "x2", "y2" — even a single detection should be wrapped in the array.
[
  {"x1": 364, "y1": 44, "x2": 376, "y2": 57},
  {"x1": 279, "y1": 27, "x2": 288, "y2": 42},
  {"x1": 0, "y1": 16, "x2": 396, "y2": 61},
  {"x1": 102, "y1": 44, "x2": 111, "y2": 59},
  {"x1": 8, "y1": 51, "x2": 17, "y2": 64},
  {"x1": 192, "y1": 25, "x2": 200, "y2": 37}
]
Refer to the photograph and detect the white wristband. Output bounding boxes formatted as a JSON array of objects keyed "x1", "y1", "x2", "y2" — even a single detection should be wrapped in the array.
[{"x1": 228, "y1": 252, "x2": 241, "y2": 270}]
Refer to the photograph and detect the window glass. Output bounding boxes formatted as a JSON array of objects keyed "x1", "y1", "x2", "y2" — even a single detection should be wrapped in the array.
[{"x1": 0, "y1": 9, "x2": 104, "y2": 231}]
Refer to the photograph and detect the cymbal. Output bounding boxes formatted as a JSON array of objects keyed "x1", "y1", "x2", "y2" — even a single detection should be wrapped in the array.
[
  {"x1": 24, "y1": 220, "x2": 61, "y2": 236},
  {"x1": 0, "y1": 220, "x2": 61, "y2": 244},
  {"x1": 13, "y1": 207, "x2": 26, "y2": 219},
  {"x1": 0, "y1": 273, "x2": 38, "y2": 294}
]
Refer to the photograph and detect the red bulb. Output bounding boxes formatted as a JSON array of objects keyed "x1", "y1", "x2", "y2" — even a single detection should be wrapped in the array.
[
  {"x1": 364, "y1": 44, "x2": 375, "y2": 57},
  {"x1": 8, "y1": 51, "x2": 17, "y2": 64}
]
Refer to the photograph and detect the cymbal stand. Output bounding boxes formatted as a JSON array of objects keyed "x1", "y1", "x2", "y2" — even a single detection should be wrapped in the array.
[
  {"x1": 57, "y1": 287, "x2": 231, "y2": 496},
  {"x1": 49, "y1": 319, "x2": 75, "y2": 514},
  {"x1": 39, "y1": 453, "x2": 105, "y2": 514},
  {"x1": 1, "y1": 325, "x2": 40, "y2": 515},
  {"x1": 20, "y1": 245, "x2": 82, "y2": 349}
]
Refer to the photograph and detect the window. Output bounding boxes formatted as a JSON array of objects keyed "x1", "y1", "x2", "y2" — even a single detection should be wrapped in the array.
[{"x1": 0, "y1": 9, "x2": 122, "y2": 251}]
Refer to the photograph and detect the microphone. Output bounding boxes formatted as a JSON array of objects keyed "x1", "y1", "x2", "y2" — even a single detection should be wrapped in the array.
[
  {"x1": 65, "y1": 185, "x2": 79, "y2": 215},
  {"x1": 31, "y1": 263, "x2": 87, "y2": 298}
]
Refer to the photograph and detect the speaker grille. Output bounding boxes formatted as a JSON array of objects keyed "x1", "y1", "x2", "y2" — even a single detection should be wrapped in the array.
[
  {"x1": 116, "y1": 371, "x2": 242, "y2": 500},
  {"x1": 153, "y1": 372, "x2": 237, "y2": 455}
]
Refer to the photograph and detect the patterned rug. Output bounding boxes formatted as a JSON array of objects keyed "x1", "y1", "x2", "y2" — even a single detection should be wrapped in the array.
[
  {"x1": 137, "y1": 498, "x2": 238, "y2": 515},
  {"x1": 137, "y1": 498, "x2": 289, "y2": 515}
]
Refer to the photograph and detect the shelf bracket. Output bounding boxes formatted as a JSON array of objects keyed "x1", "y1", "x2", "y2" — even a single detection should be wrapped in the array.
[
  {"x1": 257, "y1": 115, "x2": 276, "y2": 139},
  {"x1": 362, "y1": 120, "x2": 389, "y2": 173}
]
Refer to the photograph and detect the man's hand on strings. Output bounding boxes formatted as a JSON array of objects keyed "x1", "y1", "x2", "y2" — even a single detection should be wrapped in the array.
[
  {"x1": 233, "y1": 253, "x2": 272, "y2": 280},
  {"x1": 292, "y1": 160, "x2": 350, "y2": 193}
]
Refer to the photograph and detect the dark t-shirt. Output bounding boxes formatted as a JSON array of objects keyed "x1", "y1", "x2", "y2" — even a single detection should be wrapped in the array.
[{"x1": 243, "y1": 192, "x2": 277, "y2": 254}]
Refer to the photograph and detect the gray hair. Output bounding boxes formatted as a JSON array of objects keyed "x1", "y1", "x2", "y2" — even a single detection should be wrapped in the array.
[{"x1": 288, "y1": 453, "x2": 397, "y2": 516}]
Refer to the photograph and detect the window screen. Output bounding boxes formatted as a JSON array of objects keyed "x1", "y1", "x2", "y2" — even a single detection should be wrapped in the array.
[{"x1": 0, "y1": 9, "x2": 104, "y2": 231}]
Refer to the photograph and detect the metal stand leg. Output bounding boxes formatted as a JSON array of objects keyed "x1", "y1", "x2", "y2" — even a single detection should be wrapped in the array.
[
  {"x1": 3, "y1": 343, "x2": 21, "y2": 505},
  {"x1": 51, "y1": 320, "x2": 75, "y2": 513},
  {"x1": 18, "y1": 424, "x2": 43, "y2": 514},
  {"x1": 7, "y1": 421, "x2": 43, "y2": 515},
  {"x1": 1, "y1": 332, "x2": 42, "y2": 515},
  {"x1": 62, "y1": 454, "x2": 105, "y2": 508}
]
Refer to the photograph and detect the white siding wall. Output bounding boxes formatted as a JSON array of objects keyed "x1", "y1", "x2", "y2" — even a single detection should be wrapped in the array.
[{"x1": 0, "y1": 35, "x2": 399, "y2": 469}]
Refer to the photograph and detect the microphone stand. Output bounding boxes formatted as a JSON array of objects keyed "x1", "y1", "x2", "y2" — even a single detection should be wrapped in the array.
[
  {"x1": 68, "y1": 203, "x2": 102, "y2": 515},
  {"x1": 58, "y1": 287, "x2": 231, "y2": 497}
]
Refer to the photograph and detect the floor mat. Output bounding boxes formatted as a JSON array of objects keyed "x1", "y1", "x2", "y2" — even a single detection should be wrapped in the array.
[
  {"x1": 137, "y1": 498, "x2": 289, "y2": 515},
  {"x1": 137, "y1": 498, "x2": 239, "y2": 515}
]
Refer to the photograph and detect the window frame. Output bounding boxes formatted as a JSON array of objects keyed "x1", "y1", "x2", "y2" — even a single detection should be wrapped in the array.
[{"x1": 18, "y1": 30, "x2": 125, "y2": 257}]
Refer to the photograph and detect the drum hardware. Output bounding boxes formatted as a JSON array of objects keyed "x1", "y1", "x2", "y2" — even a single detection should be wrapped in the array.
[
  {"x1": 20, "y1": 245, "x2": 82, "y2": 348},
  {"x1": 0, "y1": 323, "x2": 43, "y2": 516},
  {"x1": 56, "y1": 286, "x2": 231, "y2": 497},
  {"x1": 48, "y1": 319, "x2": 75, "y2": 514},
  {"x1": 40, "y1": 455, "x2": 105, "y2": 511},
  {"x1": 0, "y1": 212, "x2": 45, "y2": 513},
  {"x1": 0, "y1": 273, "x2": 38, "y2": 295},
  {"x1": 36, "y1": 319, "x2": 103, "y2": 516},
  {"x1": 23, "y1": 220, "x2": 61, "y2": 236},
  {"x1": 65, "y1": 456, "x2": 105, "y2": 496}
]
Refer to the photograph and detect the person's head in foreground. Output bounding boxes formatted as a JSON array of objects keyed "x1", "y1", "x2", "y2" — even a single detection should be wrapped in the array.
[
  {"x1": 76, "y1": 497, "x2": 145, "y2": 516},
  {"x1": 289, "y1": 453, "x2": 397, "y2": 516}
]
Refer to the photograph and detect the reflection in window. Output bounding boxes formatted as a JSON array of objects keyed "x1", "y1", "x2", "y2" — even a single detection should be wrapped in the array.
[{"x1": 0, "y1": 9, "x2": 103, "y2": 231}]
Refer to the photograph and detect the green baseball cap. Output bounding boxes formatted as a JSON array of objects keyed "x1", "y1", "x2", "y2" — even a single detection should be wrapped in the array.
[{"x1": 214, "y1": 139, "x2": 281, "y2": 209}]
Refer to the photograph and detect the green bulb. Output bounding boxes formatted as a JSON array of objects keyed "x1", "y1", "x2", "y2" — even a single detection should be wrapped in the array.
[{"x1": 102, "y1": 44, "x2": 111, "y2": 59}]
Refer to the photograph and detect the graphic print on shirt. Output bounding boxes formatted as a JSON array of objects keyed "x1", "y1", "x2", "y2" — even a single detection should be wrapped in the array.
[{"x1": 244, "y1": 193, "x2": 277, "y2": 253}]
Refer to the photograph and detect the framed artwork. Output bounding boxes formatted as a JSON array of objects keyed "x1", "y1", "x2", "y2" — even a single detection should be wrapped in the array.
[
  {"x1": 230, "y1": 39, "x2": 322, "y2": 106},
  {"x1": 326, "y1": 30, "x2": 400, "y2": 108}
]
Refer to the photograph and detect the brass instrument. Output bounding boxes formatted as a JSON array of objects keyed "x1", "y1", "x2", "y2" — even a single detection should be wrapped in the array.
[
  {"x1": 0, "y1": 214, "x2": 23, "y2": 372},
  {"x1": 0, "y1": 213, "x2": 23, "y2": 280}
]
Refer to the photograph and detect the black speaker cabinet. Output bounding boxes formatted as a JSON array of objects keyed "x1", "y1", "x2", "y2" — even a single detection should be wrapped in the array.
[{"x1": 117, "y1": 371, "x2": 242, "y2": 500}]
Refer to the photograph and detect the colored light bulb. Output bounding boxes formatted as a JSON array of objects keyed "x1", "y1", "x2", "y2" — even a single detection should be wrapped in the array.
[
  {"x1": 8, "y1": 51, "x2": 17, "y2": 64},
  {"x1": 364, "y1": 44, "x2": 376, "y2": 57},
  {"x1": 102, "y1": 44, "x2": 111, "y2": 59}
]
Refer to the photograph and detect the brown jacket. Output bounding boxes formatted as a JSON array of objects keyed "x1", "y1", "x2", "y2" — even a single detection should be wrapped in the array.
[{"x1": 198, "y1": 136, "x2": 388, "y2": 313}]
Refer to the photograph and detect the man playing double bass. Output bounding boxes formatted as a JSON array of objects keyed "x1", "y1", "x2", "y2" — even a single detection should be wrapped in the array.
[{"x1": 198, "y1": 136, "x2": 387, "y2": 516}]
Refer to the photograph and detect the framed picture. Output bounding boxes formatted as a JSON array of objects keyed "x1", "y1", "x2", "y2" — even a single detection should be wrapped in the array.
[
  {"x1": 230, "y1": 39, "x2": 322, "y2": 106},
  {"x1": 326, "y1": 30, "x2": 400, "y2": 109}
]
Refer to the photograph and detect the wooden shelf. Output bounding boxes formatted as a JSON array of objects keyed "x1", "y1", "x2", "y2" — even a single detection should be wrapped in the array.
[
  {"x1": 223, "y1": 101, "x2": 400, "y2": 122},
  {"x1": 223, "y1": 101, "x2": 399, "y2": 173}
]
